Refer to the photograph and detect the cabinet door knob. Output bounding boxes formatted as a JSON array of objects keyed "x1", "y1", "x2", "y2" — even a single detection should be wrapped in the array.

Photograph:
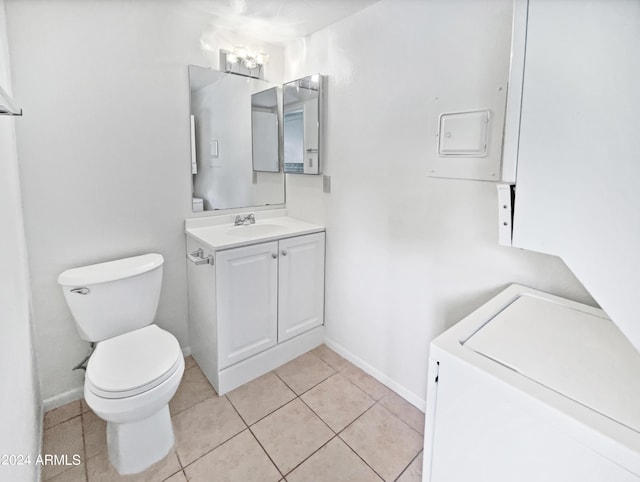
[
  {"x1": 281, "y1": 250, "x2": 288, "y2": 256},
  {"x1": 271, "y1": 253, "x2": 278, "y2": 259}
]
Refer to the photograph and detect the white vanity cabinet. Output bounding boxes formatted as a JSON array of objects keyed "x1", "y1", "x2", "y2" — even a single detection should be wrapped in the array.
[
  {"x1": 186, "y1": 219, "x2": 325, "y2": 395},
  {"x1": 216, "y1": 241, "x2": 279, "y2": 369},
  {"x1": 277, "y1": 233, "x2": 325, "y2": 342}
]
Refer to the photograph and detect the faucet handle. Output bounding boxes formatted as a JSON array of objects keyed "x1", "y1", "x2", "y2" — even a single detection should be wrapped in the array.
[
  {"x1": 234, "y1": 214, "x2": 243, "y2": 225},
  {"x1": 247, "y1": 213, "x2": 256, "y2": 224}
]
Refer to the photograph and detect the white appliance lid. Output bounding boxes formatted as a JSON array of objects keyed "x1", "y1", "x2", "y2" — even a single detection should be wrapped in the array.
[
  {"x1": 465, "y1": 294, "x2": 640, "y2": 433},
  {"x1": 87, "y1": 325, "x2": 181, "y2": 397},
  {"x1": 58, "y1": 253, "x2": 163, "y2": 286}
]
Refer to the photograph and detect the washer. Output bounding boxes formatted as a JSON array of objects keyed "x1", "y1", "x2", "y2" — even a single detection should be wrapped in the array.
[{"x1": 423, "y1": 284, "x2": 640, "y2": 482}]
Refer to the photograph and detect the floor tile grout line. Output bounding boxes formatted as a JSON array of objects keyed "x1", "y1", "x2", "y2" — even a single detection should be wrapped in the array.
[
  {"x1": 224, "y1": 393, "x2": 251, "y2": 428},
  {"x1": 272, "y1": 366, "x2": 337, "y2": 399},
  {"x1": 335, "y1": 432, "x2": 387, "y2": 482},
  {"x1": 171, "y1": 387, "x2": 222, "y2": 424},
  {"x1": 333, "y1": 403, "x2": 392, "y2": 481},
  {"x1": 338, "y1": 402, "x2": 424, "y2": 481},
  {"x1": 174, "y1": 399, "x2": 249, "y2": 474},
  {"x1": 296, "y1": 390, "x2": 339, "y2": 436},
  {"x1": 163, "y1": 468, "x2": 188, "y2": 482},
  {"x1": 336, "y1": 400, "x2": 377, "y2": 436},
  {"x1": 43, "y1": 408, "x2": 82, "y2": 431},
  {"x1": 271, "y1": 369, "x2": 296, "y2": 394},
  {"x1": 336, "y1": 363, "x2": 395, "y2": 404},
  {"x1": 227, "y1": 372, "x2": 297, "y2": 427},
  {"x1": 177, "y1": 394, "x2": 285, "y2": 478},
  {"x1": 272, "y1": 351, "x2": 337, "y2": 394},
  {"x1": 161, "y1": 465, "x2": 186, "y2": 482},
  {"x1": 179, "y1": 426, "x2": 250, "y2": 475},
  {"x1": 231, "y1": 379, "x2": 336, "y2": 479},
  {"x1": 226, "y1": 389, "x2": 288, "y2": 479},
  {"x1": 331, "y1": 370, "x2": 378, "y2": 405},
  {"x1": 393, "y1": 449, "x2": 423, "y2": 482},
  {"x1": 290, "y1": 360, "x2": 400, "y2": 437},
  {"x1": 169, "y1": 368, "x2": 217, "y2": 417},
  {"x1": 311, "y1": 346, "x2": 350, "y2": 370},
  {"x1": 225, "y1": 352, "x2": 353, "y2": 428},
  {"x1": 249, "y1": 395, "x2": 301, "y2": 428},
  {"x1": 42, "y1": 414, "x2": 85, "y2": 481},
  {"x1": 174, "y1": 447, "x2": 184, "y2": 470},
  {"x1": 238, "y1": 374, "x2": 374, "y2": 479},
  {"x1": 281, "y1": 433, "x2": 340, "y2": 479},
  {"x1": 246, "y1": 424, "x2": 286, "y2": 480},
  {"x1": 340, "y1": 359, "x2": 427, "y2": 432},
  {"x1": 80, "y1": 409, "x2": 89, "y2": 482},
  {"x1": 374, "y1": 398, "x2": 425, "y2": 438}
]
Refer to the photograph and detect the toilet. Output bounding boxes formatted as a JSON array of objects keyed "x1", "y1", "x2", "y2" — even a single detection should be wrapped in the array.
[{"x1": 58, "y1": 253, "x2": 184, "y2": 475}]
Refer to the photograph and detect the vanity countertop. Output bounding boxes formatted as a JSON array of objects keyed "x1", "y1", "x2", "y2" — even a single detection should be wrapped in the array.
[{"x1": 186, "y1": 214, "x2": 325, "y2": 251}]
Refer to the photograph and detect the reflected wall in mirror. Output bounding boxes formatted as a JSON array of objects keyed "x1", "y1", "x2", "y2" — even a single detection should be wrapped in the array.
[
  {"x1": 251, "y1": 87, "x2": 280, "y2": 173},
  {"x1": 283, "y1": 74, "x2": 323, "y2": 175},
  {"x1": 189, "y1": 65, "x2": 284, "y2": 212}
]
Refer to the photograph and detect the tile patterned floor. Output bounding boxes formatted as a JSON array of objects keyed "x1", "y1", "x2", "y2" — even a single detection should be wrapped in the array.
[{"x1": 41, "y1": 345, "x2": 425, "y2": 482}]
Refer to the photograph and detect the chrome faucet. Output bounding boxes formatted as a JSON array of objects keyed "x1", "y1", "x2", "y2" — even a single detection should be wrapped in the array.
[{"x1": 234, "y1": 213, "x2": 256, "y2": 226}]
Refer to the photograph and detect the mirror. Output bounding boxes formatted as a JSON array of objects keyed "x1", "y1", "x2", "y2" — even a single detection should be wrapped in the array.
[
  {"x1": 283, "y1": 74, "x2": 323, "y2": 174},
  {"x1": 251, "y1": 87, "x2": 280, "y2": 173},
  {"x1": 189, "y1": 65, "x2": 284, "y2": 212}
]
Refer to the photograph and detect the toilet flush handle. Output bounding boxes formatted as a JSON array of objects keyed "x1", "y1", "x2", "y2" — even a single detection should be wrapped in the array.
[{"x1": 70, "y1": 287, "x2": 90, "y2": 295}]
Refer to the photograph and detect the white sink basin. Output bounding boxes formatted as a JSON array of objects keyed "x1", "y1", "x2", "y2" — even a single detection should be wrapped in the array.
[
  {"x1": 227, "y1": 224, "x2": 286, "y2": 238},
  {"x1": 186, "y1": 214, "x2": 324, "y2": 250}
]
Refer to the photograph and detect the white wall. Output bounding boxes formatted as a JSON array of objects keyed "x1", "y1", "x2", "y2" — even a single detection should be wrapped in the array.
[
  {"x1": 284, "y1": 0, "x2": 596, "y2": 407},
  {"x1": 0, "y1": 0, "x2": 41, "y2": 479},
  {"x1": 4, "y1": 0, "x2": 283, "y2": 405}
]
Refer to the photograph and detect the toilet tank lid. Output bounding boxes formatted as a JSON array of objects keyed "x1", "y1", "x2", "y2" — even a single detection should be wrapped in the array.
[{"x1": 58, "y1": 253, "x2": 164, "y2": 286}]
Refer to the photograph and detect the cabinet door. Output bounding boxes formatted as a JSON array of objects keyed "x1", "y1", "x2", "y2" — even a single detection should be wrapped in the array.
[
  {"x1": 278, "y1": 232, "x2": 325, "y2": 342},
  {"x1": 216, "y1": 241, "x2": 278, "y2": 369}
]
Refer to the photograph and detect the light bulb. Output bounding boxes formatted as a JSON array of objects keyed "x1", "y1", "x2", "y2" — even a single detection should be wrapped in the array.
[
  {"x1": 243, "y1": 57, "x2": 257, "y2": 69},
  {"x1": 255, "y1": 52, "x2": 269, "y2": 65},
  {"x1": 234, "y1": 45, "x2": 248, "y2": 59}
]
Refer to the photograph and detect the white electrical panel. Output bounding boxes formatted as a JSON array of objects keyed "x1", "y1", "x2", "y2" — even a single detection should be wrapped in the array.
[
  {"x1": 438, "y1": 110, "x2": 489, "y2": 157},
  {"x1": 426, "y1": 103, "x2": 504, "y2": 181}
]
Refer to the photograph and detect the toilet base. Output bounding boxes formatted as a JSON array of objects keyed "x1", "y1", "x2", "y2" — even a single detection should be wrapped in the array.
[{"x1": 106, "y1": 404, "x2": 174, "y2": 475}]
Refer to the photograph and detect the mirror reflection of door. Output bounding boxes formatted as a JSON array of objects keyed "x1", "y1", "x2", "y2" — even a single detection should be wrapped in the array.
[
  {"x1": 251, "y1": 87, "x2": 279, "y2": 173},
  {"x1": 284, "y1": 110, "x2": 304, "y2": 173}
]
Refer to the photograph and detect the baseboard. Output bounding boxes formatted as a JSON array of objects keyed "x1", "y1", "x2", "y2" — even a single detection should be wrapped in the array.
[
  {"x1": 181, "y1": 345, "x2": 191, "y2": 357},
  {"x1": 42, "y1": 386, "x2": 84, "y2": 412},
  {"x1": 324, "y1": 338, "x2": 426, "y2": 412}
]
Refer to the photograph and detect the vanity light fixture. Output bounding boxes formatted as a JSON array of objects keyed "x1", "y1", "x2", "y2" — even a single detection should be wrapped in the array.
[{"x1": 221, "y1": 46, "x2": 269, "y2": 79}]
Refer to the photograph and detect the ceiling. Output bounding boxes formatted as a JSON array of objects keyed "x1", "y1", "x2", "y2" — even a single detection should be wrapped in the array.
[{"x1": 184, "y1": 0, "x2": 381, "y2": 46}]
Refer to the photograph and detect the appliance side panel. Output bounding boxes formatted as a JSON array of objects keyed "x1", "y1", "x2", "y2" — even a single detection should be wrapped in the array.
[
  {"x1": 422, "y1": 356, "x2": 441, "y2": 482},
  {"x1": 428, "y1": 355, "x2": 639, "y2": 482}
]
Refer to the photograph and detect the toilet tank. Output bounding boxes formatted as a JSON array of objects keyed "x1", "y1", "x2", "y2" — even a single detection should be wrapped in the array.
[{"x1": 58, "y1": 253, "x2": 164, "y2": 342}]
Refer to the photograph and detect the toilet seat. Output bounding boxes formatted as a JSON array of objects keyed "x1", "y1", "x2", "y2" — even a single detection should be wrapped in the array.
[{"x1": 86, "y1": 325, "x2": 182, "y2": 399}]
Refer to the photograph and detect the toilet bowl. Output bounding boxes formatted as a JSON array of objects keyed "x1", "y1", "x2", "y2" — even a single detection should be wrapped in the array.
[{"x1": 58, "y1": 253, "x2": 184, "y2": 475}]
